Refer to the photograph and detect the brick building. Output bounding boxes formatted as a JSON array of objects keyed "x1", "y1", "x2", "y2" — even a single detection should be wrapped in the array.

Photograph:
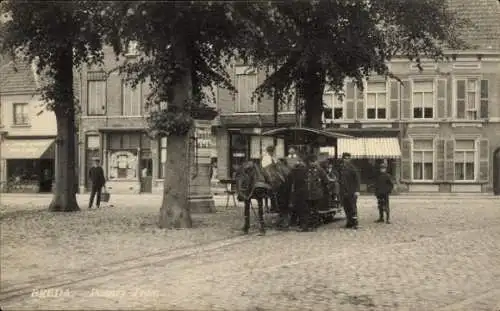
[
  {"x1": 77, "y1": 46, "x2": 217, "y2": 197},
  {"x1": 0, "y1": 58, "x2": 57, "y2": 193},
  {"x1": 215, "y1": 0, "x2": 500, "y2": 194}
]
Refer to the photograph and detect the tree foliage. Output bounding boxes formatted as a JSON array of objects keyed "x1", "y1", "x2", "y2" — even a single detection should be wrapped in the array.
[
  {"x1": 101, "y1": 1, "x2": 263, "y2": 136},
  {"x1": 0, "y1": 1, "x2": 111, "y2": 212},
  {"x1": 240, "y1": 0, "x2": 469, "y2": 127}
]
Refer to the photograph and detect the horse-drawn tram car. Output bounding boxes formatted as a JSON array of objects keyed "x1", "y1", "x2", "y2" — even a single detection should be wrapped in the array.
[{"x1": 234, "y1": 126, "x2": 355, "y2": 234}]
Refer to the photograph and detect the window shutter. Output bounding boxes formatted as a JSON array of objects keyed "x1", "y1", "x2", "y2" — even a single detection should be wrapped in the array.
[
  {"x1": 217, "y1": 131, "x2": 229, "y2": 179},
  {"x1": 401, "y1": 80, "x2": 411, "y2": 120},
  {"x1": 435, "y1": 139, "x2": 446, "y2": 182},
  {"x1": 478, "y1": 139, "x2": 489, "y2": 182},
  {"x1": 389, "y1": 80, "x2": 400, "y2": 119},
  {"x1": 345, "y1": 82, "x2": 355, "y2": 119},
  {"x1": 480, "y1": 80, "x2": 489, "y2": 119},
  {"x1": 356, "y1": 89, "x2": 364, "y2": 120},
  {"x1": 447, "y1": 77, "x2": 454, "y2": 118},
  {"x1": 445, "y1": 140, "x2": 455, "y2": 182},
  {"x1": 401, "y1": 138, "x2": 412, "y2": 182},
  {"x1": 437, "y1": 79, "x2": 446, "y2": 119}
]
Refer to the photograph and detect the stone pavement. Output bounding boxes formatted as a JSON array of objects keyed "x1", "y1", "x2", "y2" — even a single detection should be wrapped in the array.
[{"x1": 1, "y1": 194, "x2": 500, "y2": 310}]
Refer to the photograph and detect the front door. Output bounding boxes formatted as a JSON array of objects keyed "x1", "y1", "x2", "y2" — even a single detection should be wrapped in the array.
[
  {"x1": 140, "y1": 158, "x2": 153, "y2": 193},
  {"x1": 494, "y1": 147, "x2": 500, "y2": 195}
]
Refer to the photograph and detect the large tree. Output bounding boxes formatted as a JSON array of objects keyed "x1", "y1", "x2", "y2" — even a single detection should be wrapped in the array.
[
  {"x1": 0, "y1": 1, "x2": 108, "y2": 211},
  {"x1": 102, "y1": 2, "x2": 261, "y2": 228},
  {"x1": 244, "y1": 0, "x2": 468, "y2": 128}
]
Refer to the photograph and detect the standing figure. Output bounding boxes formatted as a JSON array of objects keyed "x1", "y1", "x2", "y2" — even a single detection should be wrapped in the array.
[
  {"x1": 88, "y1": 158, "x2": 106, "y2": 209},
  {"x1": 374, "y1": 162, "x2": 394, "y2": 224},
  {"x1": 339, "y1": 152, "x2": 360, "y2": 229},
  {"x1": 302, "y1": 153, "x2": 329, "y2": 231},
  {"x1": 290, "y1": 156, "x2": 308, "y2": 231}
]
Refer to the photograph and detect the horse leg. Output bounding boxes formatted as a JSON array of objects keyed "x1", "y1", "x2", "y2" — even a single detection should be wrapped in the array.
[
  {"x1": 242, "y1": 199, "x2": 250, "y2": 234},
  {"x1": 257, "y1": 198, "x2": 266, "y2": 236}
]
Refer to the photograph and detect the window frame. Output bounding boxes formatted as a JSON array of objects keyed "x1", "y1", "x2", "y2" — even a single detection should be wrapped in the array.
[
  {"x1": 365, "y1": 80, "x2": 388, "y2": 120},
  {"x1": 411, "y1": 137, "x2": 436, "y2": 182},
  {"x1": 12, "y1": 103, "x2": 29, "y2": 126},
  {"x1": 235, "y1": 66, "x2": 258, "y2": 113},
  {"x1": 411, "y1": 79, "x2": 435, "y2": 120},
  {"x1": 453, "y1": 138, "x2": 478, "y2": 182},
  {"x1": 453, "y1": 76, "x2": 482, "y2": 120},
  {"x1": 121, "y1": 80, "x2": 142, "y2": 116},
  {"x1": 87, "y1": 78, "x2": 107, "y2": 116},
  {"x1": 322, "y1": 88, "x2": 345, "y2": 123}
]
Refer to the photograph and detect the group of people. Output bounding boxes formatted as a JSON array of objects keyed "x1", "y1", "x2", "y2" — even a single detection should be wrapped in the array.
[{"x1": 261, "y1": 145, "x2": 394, "y2": 232}]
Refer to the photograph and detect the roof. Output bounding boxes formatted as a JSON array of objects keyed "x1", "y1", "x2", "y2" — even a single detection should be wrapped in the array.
[
  {"x1": 447, "y1": 0, "x2": 500, "y2": 50},
  {"x1": 0, "y1": 56, "x2": 37, "y2": 94}
]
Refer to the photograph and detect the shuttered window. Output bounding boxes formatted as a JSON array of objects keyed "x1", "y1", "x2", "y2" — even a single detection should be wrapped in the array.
[
  {"x1": 454, "y1": 78, "x2": 488, "y2": 120},
  {"x1": 366, "y1": 81, "x2": 387, "y2": 120},
  {"x1": 435, "y1": 139, "x2": 446, "y2": 182},
  {"x1": 412, "y1": 80, "x2": 434, "y2": 119},
  {"x1": 412, "y1": 139, "x2": 434, "y2": 181},
  {"x1": 122, "y1": 81, "x2": 142, "y2": 116},
  {"x1": 87, "y1": 75, "x2": 106, "y2": 116},
  {"x1": 389, "y1": 80, "x2": 400, "y2": 119},
  {"x1": 345, "y1": 82, "x2": 363, "y2": 120},
  {"x1": 235, "y1": 66, "x2": 257, "y2": 112},
  {"x1": 454, "y1": 139, "x2": 476, "y2": 181}
]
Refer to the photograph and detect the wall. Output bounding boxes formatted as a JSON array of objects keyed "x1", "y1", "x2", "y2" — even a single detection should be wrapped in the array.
[{"x1": 0, "y1": 94, "x2": 57, "y2": 137}]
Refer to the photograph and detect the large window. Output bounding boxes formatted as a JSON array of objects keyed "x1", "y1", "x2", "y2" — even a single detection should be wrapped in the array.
[
  {"x1": 229, "y1": 133, "x2": 250, "y2": 177},
  {"x1": 412, "y1": 139, "x2": 434, "y2": 181},
  {"x1": 107, "y1": 132, "x2": 141, "y2": 180},
  {"x1": 412, "y1": 80, "x2": 434, "y2": 119},
  {"x1": 235, "y1": 66, "x2": 257, "y2": 112},
  {"x1": 13, "y1": 103, "x2": 29, "y2": 125},
  {"x1": 366, "y1": 81, "x2": 387, "y2": 119},
  {"x1": 323, "y1": 90, "x2": 344, "y2": 123},
  {"x1": 455, "y1": 78, "x2": 489, "y2": 120},
  {"x1": 158, "y1": 137, "x2": 167, "y2": 179},
  {"x1": 454, "y1": 140, "x2": 476, "y2": 181},
  {"x1": 122, "y1": 81, "x2": 142, "y2": 116},
  {"x1": 87, "y1": 72, "x2": 106, "y2": 115}
]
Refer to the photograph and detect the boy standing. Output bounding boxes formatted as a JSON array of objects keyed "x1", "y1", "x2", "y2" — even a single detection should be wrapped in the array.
[
  {"x1": 88, "y1": 158, "x2": 106, "y2": 209},
  {"x1": 374, "y1": 162, "x2": 394, "y2": 224}
]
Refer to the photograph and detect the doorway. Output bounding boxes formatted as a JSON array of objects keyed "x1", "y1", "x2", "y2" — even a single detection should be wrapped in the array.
[
  {"x1": 140, "y1": 158, "x2": 153, "y2": 193},
  {"x1": 494, "y1": 147, "x2": 500, "y2": 195}
]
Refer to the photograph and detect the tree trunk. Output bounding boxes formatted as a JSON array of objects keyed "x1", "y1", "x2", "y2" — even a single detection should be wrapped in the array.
[
  {"x1": 302, "y1": 69, "x2": 326, "y2": 129},
  {"x1": 158, "y1": 40, "x2": 193, "y2": 229},
  {"x1": 48, "y1": 48, "x2": 79, "y2": 212}
]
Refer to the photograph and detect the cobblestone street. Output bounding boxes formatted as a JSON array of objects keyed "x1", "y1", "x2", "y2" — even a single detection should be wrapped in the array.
[{"x1": 1, "y1": 194, "x2": 500, "y2": 310}]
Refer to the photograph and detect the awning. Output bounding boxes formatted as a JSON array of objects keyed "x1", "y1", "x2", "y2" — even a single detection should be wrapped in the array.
[
  {"x1": 319, "y1": 137, "x2": 401, "y2": 159},
  {"x1": 364, "y1": 137, "x2": 401, "y2": 159},
  {"x1": 1, "y1": 139, "x2": 55, "y2": 159}
]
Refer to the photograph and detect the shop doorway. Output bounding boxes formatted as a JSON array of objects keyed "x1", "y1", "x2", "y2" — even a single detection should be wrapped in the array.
[{"x1": 494, "y1": 147, "x2": 500, "y2": 195}]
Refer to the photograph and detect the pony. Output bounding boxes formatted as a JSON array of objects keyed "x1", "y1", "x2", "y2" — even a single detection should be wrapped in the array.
[
  {"x1": 234, "y1": 161, "x2": 271, "y2": 235},
  {"x1": 234, "y1": 159, "x2": 292, "y2": 235}
]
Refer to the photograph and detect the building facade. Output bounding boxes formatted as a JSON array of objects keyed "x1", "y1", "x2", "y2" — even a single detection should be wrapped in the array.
[
  {"x1": 77, "y1": 46, "x2": 217, "y2": 197},
  {"x1": 0, "y1": 58, "x2": 57, "y2": 193},
  {"x1": 215, "y1": 0, "x2": 500, "y2": 193}
]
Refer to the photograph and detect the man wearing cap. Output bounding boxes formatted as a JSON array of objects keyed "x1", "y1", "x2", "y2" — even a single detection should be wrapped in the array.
[
  {"x1": 339, "y1": 152, "x2": 361, "y2": 229},
  {"x1": 374, "y1": 162, "x2": 394, "y2": 224},
  {"x1": 88, "y1": 158, "x2": 106, "y2": 209}
]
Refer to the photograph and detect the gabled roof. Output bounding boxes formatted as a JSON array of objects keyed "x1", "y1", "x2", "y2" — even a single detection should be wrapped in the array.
[
  {"x1": 448, "y1": 0, "x2": 500, "y2": 50},
  {"x1": 0, "y1": 56, "x2": 37, "y2": 95}
]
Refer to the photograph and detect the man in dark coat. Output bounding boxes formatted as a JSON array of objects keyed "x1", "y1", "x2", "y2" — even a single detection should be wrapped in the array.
[
  {"x1": 88, "y1": 158, "x2": 106, "y2": 209},
  {"x1": 374, "y1": 162, "x2": 394, "y2": 224},
  {"x1": 339, "y1": 152, "x2": 361, "y2": 229},
  {"x1": 299, "y1": 153, "x2": 330, "y2": 232}
]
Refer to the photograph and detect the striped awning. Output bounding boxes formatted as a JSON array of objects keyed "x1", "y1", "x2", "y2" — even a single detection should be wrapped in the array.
[
  {"x1": 364, "y1": 137, "x2": 401, "y2": 159},
  {"x1": 319, "y1": 137, "x2": 401, "y2": 159}
]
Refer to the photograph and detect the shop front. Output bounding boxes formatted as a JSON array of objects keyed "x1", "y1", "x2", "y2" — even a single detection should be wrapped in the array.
[
  {"x1": 320, "y1": 137, "x2": 402, "y2": 192},
  {"x1": 84, "y1": 130, "x2": 153, "y2": 194},
  {"x1": 0, "y1": 138, "x2": 55, "y2": 193},
  {"x1": 227, "y1": 128, "x2": 286, "y2": 178}
]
